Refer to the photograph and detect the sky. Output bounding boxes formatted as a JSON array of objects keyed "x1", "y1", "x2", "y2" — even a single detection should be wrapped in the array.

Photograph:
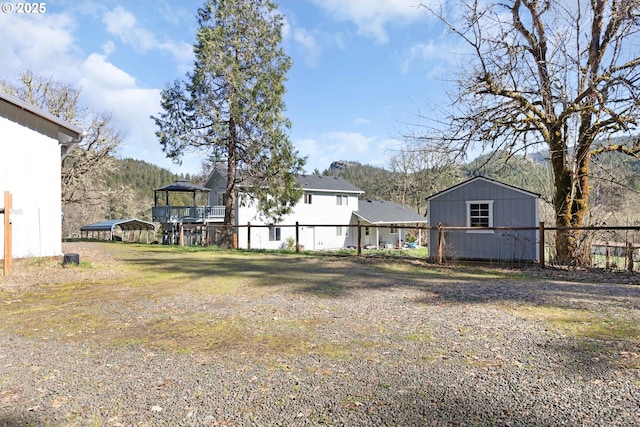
[{"x1": 0, "y1": 0, "x2": 460, "y2": 176}]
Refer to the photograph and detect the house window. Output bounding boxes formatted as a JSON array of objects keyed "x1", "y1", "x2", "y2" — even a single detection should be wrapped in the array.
[
  {"x1": 466, "y1": 200, "x2": 494, "y2": 232},
  {"x1": 304, "y1": 193, "x2": 312, "y2": 204},
  {"x1": 336, "y1": 226, "x2": 349, "y2": 236},
  {"x1": 269, "y1": 226, "x2": 281, "y2": 241},
  {"x1": 336, "y1": 195, "x2": 348, "y2": 206},
  {"x1": 390, "y1": 224, "x2": 398, "y2": 234},
  {"x1": 216, "y1": 193, "x2": 226, "y2": 206},
  {"x1": 365, "y1": 227, "x2": 370, "y2": 236}
]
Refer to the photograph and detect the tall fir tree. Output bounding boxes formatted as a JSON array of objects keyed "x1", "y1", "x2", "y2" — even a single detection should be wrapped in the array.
[{"x1": 152, "y1": 0, "x2": 305, "y2": 247}]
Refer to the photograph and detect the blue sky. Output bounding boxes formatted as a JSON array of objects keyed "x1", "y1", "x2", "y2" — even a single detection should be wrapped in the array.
[{"x1": 0, "y1": 0, "x2": 461, "y2": 175}]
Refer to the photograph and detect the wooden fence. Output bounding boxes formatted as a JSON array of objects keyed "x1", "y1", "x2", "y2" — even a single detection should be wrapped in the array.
[{"x1": 173, "y1": 221, "x2": 640, "y2": 271}]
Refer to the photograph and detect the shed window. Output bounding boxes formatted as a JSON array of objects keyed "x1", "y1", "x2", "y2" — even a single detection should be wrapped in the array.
[{"x1": 466, "y1": 200, "x2": 494, "y2": 233}]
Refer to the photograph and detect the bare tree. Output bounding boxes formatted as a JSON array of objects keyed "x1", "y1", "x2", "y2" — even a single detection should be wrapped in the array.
[
  {"x1": 389, "y1": 139, "x2": 461, "y2": 214},
  {"x1": 420, "y1": 0, "x2": 640, "y2": 264}
]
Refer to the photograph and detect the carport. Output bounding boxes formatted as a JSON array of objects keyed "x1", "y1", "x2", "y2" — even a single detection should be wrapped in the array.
[{"x1": 80, "y1": 219, "x2": 156, "y2": 243}]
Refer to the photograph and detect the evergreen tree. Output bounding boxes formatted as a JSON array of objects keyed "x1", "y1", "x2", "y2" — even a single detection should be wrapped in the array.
[{"x1": 152, "y1": 0, "x2": 305, "y2": 247}]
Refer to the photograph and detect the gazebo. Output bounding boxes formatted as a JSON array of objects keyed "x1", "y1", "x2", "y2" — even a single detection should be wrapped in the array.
[
  {"x1": 152, "y1": 179, "x2": 221, "y2": 245},
  {"x1": 80, "y1": 218, "x2": 156, "y2": 243},
  {"x1": 154, "y1": 179, "x2": 211, "y2": 207}
]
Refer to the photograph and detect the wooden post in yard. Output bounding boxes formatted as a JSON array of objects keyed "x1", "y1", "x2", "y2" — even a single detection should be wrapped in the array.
[
  {"x1": 3, "y1": 191, "x2": 12, "y2": 276},
  {"x1": 539, "y1": 222, "x2": 545, "y2": 269},
  {"x1": 436, "y1": 222, "x2": 443, "y2": 264},
  {"x1": 295, "y1": 222, "x2": 300, "y2": 253},
  {"x1": 627, "y1": 241, "x2": 634, "y2": 272},
  {"x1": 357, "y1": 221, "x2": 362, "y2": 256},
  {"x1": 247, "y1": 222, "x2": 251, "y2": 250}
]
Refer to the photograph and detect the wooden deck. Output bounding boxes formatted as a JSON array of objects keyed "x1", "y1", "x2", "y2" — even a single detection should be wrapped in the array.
[{"x1": 152, "y1": 205, "x2": 225, "y2": 224}]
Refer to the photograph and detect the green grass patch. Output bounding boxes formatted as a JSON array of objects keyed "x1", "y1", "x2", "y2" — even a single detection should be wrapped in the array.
[{"x1": 511, "y1": 305, "x2": 640, "y2": 342}]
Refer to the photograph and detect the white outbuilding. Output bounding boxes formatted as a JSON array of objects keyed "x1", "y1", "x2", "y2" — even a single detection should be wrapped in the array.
[{"x1": 1, "y1": 91, "x2": 84, "y2": 259}]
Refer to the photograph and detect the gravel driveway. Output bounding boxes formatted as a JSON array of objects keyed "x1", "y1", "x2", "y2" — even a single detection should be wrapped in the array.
[{"x1": 0, "y1": 242, "x2": 639, "y2": 426}]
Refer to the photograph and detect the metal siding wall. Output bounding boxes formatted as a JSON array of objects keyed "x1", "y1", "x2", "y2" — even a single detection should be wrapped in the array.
[{"x1": 1, "y1": 116, "x2": 62, "y2": 258}]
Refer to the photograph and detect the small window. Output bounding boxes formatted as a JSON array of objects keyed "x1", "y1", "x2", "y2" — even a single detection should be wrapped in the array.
[
  {"x1": 365, "y1": 227, "x2": 370, "y2": 236},
  {"x1": 390, "y1": 224, "x2": 398, "y2": 234},
  {"x1": 304, "y1": 194, "x2": 312, "y2": 204},
  {"x1": 336, "y1": 195, "x2": 348, "y2": 206},
  {"x1": 269, "y1": 226, "x2": 281, "y2": 241},
  {"x1": 217, "y1": 193, "x2": 226, "y2": 206},
  {"x1": 466, "y1": 200, "x2": 494, "y2": 232}
]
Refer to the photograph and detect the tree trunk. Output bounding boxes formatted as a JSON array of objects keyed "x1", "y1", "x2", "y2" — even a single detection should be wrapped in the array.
[
  {"x1": 221, "y1": 118, "x2": 238, "y2": 249},
  {"x1": 551, "y1": 123, "x2": 594, "y2": 265}
]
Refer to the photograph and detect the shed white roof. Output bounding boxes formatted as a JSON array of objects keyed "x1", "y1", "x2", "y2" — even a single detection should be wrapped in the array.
[{"x1": 80, "y1": 218, "x2": 156, "y2": 232}]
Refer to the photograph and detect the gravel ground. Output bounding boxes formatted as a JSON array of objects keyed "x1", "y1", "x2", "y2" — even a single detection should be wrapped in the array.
[{"x1": 0, "y1": 242, "x2": 639, "y2": 426}]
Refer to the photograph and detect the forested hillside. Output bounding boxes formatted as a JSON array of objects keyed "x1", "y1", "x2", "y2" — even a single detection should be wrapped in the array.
[
  {"x1": 70, "y1": 150, "x2": 638, "y2": 238},
  {"x1": 323, "y1": 153, "x2": 640, "y2": 225},
  {"x1": 104, "y1": 158, "x2": 187, "y2": 202}
]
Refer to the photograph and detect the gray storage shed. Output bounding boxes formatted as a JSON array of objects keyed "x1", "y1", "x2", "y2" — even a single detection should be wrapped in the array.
[{"x1": 426, "y1": 176, "x2": 540, "y2": 262}]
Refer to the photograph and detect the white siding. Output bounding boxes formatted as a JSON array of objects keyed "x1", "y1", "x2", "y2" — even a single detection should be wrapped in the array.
[
  {"x1": 1, "y1": 116, "x2": 62, "y2": 258},
  {"x1": 236, "y1": 191, "x2": 358, "y2": 250}
]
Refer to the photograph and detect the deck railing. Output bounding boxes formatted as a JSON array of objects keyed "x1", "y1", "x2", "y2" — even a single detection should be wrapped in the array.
[{"x1": 152, "y1": 205, "x2": 225, "y2": 223}]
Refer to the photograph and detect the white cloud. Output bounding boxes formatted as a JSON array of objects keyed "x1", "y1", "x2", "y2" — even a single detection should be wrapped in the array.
[
  {"x1": 293, "y1": 27, "x2": 322, "y2": 67},
  {"x1": 0, "y1": 11, "x2": 81, "y2": 79},
  {"x1": 78, "y1": 54, "x2": 195, "y2": 172},
  {"x1": 102, "y1": 6, "x2": 193, "y2": 65},
  {"x1": 326, "y1": 131, "x2": 375, "y2": 154},
  {"x1": 295, "y1": 132, "x2": 376, "y2": 172},
  {"x1": 400, "y1": 37, "x2": 469, "y2": 76},
  {"x1": 0, "y1": 7, "x2": 196, "y2": 174},
  {"x1": 310, "y1": 0, "x2": 425, "y2": 44},
  {"x1": 293, "y1": 128, "x2": 409, "y2": 172}
]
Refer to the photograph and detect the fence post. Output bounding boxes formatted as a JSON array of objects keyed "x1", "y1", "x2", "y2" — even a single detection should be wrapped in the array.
[
  {"x1": 437, "y1": 222, "x2": 443, "y2": 264},
  {"x1": 233, "y1": 227, "x2": 238, "y2": 249},
  {"x1": 539, "y1": 221, "x2": 545, "y2": 269},
  {"x1": 357, "y1": 221, "x2": 362, "y2": 255},
  {"x1": 295, "y1": 221, "x2": 300, "y2": 252},
  {"x1": 247, "y1": 222, "x2": 251, "y2": 250},
  {"x1": 605, "y1": 245, "x2": 611, "y2": 270},
  {"x1": 627, "y1": 241, "x2": 634, "y2": 272},
  {"x1": 179, "y1": 223, "x2": 184, "y2": 246}
]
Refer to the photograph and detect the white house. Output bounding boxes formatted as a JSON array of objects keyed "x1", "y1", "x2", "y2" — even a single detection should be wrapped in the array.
[
  {"x1": 0, "y1": 91, "x2": 83, "y2": 259},
  {"x1": 199, "y1": 171, "x2": 428, "y2": 250},
  {"x1": 205, "y1": 172, "x2": 364, "y2": 250}
]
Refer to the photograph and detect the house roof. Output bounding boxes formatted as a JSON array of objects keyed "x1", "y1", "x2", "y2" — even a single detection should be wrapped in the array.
[
  {"x1": 203, "y1": 171, "x2": 363, "y2": 194},
  {"x1": 296, "y1": 175, "x2": 363, "y2": 193},
  {"x1": 426, "y1": 176, "x2": 541, "y2": 201},
  {"x1": 0, "y1": 91, "x2": 84, "y2": 141},
  {"x1": 155, "y1": 179, "x2": 210, "y2": 193},
  {"x1": 80, "y1": 218, "x2": 156, "y2": 232},
  {"x1": 354, "y1": 199, "x2": 427, "y2": 224}
]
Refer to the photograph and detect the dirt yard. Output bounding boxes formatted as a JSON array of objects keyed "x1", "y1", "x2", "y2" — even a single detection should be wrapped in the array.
[{"x1": 0, "y1": 241, "x2": 638, "y2": 426}]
